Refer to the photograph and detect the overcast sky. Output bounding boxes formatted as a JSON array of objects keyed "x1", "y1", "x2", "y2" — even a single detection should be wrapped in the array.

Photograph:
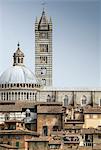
[{"x1": 0, "y1": 0, "x2": 101, "y2": 88}]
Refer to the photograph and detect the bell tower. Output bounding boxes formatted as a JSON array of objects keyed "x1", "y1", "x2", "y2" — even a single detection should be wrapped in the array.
[{"x1": 35, "y1": 9, "x2": 52, "y2": 86}]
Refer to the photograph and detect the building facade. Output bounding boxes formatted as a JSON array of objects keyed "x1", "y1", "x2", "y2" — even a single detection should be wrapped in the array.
[{"x1": 0, "y1": 9, "x2": 101, "y2": 150}]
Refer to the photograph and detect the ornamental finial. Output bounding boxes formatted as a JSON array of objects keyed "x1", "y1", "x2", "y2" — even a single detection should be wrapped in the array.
[{"x1": 17, "y1": 42, "x2": 20, "y2": 49}]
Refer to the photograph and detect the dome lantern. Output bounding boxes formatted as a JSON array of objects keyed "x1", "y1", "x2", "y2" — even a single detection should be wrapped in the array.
[{"x1": 13, "y1": 43, "x2": 24, "y2": 66}]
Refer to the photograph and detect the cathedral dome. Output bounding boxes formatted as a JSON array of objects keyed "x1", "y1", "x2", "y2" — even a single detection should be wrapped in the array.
[
  {"x1": 0, "y1": 65, "x2": 37, "y2": 84},
  {"x1": 0, "y1": 43, "x2": 40, "y2": 102},
  {"x1": 0, "y1": 43, "x2": 38, "y2": 84}
]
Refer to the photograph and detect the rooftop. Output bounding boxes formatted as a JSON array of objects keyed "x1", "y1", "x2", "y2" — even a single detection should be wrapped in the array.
[
  {"x1": 26, "y1": 136, "x2": 49, "y2": 142},
  {"x1": 37, "y1": 102, "x2": 63, "y2": 114},
  {"x1": 0, "y1": 129, "x2": 39, "y2": 136}
]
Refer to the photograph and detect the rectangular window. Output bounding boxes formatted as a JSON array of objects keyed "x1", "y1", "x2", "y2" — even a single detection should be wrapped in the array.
[
  {"x1": 16, "y1": 141, "x2": 19, "y2": 148},
  {"x1": 43, "y1": 126, "x2": 48, "y2": 136}
]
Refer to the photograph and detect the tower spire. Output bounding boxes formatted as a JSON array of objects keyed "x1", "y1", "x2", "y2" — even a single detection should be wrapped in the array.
[
  {"x1": 13, "y1": 43, "x2": 24, "y2": 66},
  {"x1": 35, "y1": 9, "x2": 52, "y2": 86}
]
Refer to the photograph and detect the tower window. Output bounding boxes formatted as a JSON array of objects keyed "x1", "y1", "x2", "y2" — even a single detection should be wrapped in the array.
[
  {"x1": 40, "y1": 44, "x2": 48, "y2": 52},
  {"x1": 40, "y1": 56, "x2": 47, "y2": 63},
  {"x1": 41, "y1": 67, "x2": 47, "y2": 75}
]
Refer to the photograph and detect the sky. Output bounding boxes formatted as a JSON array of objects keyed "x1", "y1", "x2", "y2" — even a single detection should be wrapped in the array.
[{"x1": 0, "y1": 0, "x2": 101, "y2": 88}]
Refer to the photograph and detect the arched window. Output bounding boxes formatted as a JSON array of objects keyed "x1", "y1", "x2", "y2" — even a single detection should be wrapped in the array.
[
  {"x1": 5, "y1": 113, "x2": 10, "y2": 121},
  {"x1": 47, "y1": 95, "x2": 51, "y2": 102},
  {"x1": 17, "y1": 84, "x2": 19, "y2": 87},
  {"x1": 64, "y1": 95, "x2": 68, "y2": 107},
  {"x1": 24, "y1": 92, "x2": 26, "y2": 100},
  {"x1": 18, "y1": 57, "x2": 20, "y2": 63},
  {"x1": 27, "y1": 93, "x2": 29, "y2": 100},
  {"x1": 81, "y1": 95, "x2": 87, "y2": 105},
  {"x1": 4, "y1": 93, "x2": 5, "y2": 100},
  {"x1": 43, "y1": 126, "x2": 48, "y2": 136},
  {"x1": 51, "y1": 95, "x2": 55, "y2": 102},
  {"x1": 15, "y1": 92, "x2": 17, "y2": 101},
  {"x1": 9, "y1": 92, "x2": 11, "y2": 101},
  {"x1": 1, "y1": 93, "x2": 3, "y2": 100},
  {"x1": 21, "y1": 58, "x2": 23, "y2": 63},
  {"x1": 26, "y1": 109, "x2": 30, "y2": 117},
  {"x1": 7, "y1": 92, "x2": 8, "y2": 101}
]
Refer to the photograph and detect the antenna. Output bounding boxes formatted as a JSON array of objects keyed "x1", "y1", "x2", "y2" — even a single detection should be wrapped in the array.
[{"x1": 41, "y1": 1, "x2": 47, "y2": 10}]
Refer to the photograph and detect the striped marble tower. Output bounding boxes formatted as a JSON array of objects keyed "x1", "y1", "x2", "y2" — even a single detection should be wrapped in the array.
[{"x1": 35, "y1": 9, "x2": 52, "y2": 86}]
